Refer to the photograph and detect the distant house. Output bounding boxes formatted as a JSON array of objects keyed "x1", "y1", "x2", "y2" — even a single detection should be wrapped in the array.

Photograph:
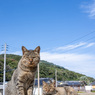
[
  {"x1": 57, "y1": 81, "x2": 85, "y2": 91},
  {"x1": 57, "y1": 81, "x2": 84, "y2": 87},
  {"x1": 90, "y1": 81, "x2": 95, "y2": 91},
  {"x1": 65, "y1": 81, "x2": 84, "y2": 87},
  {"x1": 90, "y1": 81, "x2": 95, "y2": 86}
]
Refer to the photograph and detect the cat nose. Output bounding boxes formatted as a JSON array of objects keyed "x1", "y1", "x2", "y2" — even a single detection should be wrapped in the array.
[{"x1": 30, "y1": 58, "x2": 33, "y2": 61}]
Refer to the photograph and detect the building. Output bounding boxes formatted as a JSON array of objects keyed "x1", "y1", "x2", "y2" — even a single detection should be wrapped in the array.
[
  {"x1": 90, "y1": 81, "x2": 95, "y2": 91},
  {"x1": 57, "y1": 81, "x2": 85, "y2": 91}
]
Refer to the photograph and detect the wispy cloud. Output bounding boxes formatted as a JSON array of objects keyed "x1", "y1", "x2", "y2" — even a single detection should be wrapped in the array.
[
  {"x1": 81, "y1": 0, "x2": 95, "y2": 19},
  {"x1": 54, "y1": 42, "x2": 95, "y2": 52},
  {"x1": 0, "y1": 51, "x2": 4, "y2": 54},
  {"x1": 85, "y1": 43, "x2": 95, "y2": 48},
  {"x1": 55, "y1": 42, "x2": 86, "y2": 51}
]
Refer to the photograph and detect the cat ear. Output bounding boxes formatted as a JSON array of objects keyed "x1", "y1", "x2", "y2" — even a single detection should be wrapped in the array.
[
  {"x1": 52, "y1": 80, "x2": 56, "y2": 87},
  {"x1": 34, "y1": 46, "x2": 40, "y2": 54},
  {"x1": 43, "y1": 81, "x2": 47, "y2": 86},
  {"x1": 49, "y1": 80, "x2": 52, "y2": 83},
  {"x1": 22, "y1": 46, "x2": 28, "y2": 55}
]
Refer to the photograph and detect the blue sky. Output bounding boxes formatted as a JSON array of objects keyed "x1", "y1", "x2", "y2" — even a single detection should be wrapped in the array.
[{"x1": 0, "y1": 0, "x2": 95, "y2": 79}]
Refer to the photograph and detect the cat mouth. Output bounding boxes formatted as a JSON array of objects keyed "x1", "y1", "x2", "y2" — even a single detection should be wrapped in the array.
[
  {"x1": 29, "y1": 61, "x2": 33, "y2": 65},
  {"x1": 23, "y1": 63, "x2": 37, "y2": 68},
  {"x1": 28, "y1": 62, "x2": 37, "y2": 67},
  {"x1": 29, "y1": 62, "x2": 35, "y2": 65},
  {"x1": 22, "y1": 60, "x2": 38, "y2": 67}
]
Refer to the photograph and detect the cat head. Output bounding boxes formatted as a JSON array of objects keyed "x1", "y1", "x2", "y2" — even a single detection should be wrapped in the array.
[
  {"x1": 64, "y1": 86, "x2": 75, "y2": 95},
  {"x1": 21, "y1": 46, "x2": 40, "y2": 68},
  {"x1": 43, "y1": 81, "x2": 56, "y2": 95}
]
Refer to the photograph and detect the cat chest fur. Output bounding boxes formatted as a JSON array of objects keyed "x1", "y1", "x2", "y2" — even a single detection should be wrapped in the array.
[{"x1": 17, "y1": 71, "x2": 36, "y2": 89}]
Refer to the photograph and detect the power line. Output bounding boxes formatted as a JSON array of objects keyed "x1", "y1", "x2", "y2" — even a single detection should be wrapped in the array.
[
  {"x1": 58, "y1": 36, "x2": 95, "y2": 53},
  {"x1": 45, "y1": 31, "x2": 95, "y2": 52},
  {"x1": 64, "y1": 31, "x2": 95, "y2": 46},
  {"x1": 85, "y1": 36, "x2": 95, "y2": 42}
]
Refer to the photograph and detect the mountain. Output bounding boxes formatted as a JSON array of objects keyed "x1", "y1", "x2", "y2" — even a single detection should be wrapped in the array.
[{"x1": 0, "y1": 54, "x2": 95, "y2": 82}]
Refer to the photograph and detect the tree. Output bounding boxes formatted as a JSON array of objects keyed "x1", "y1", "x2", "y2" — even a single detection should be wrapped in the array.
[{"x1": 79, "y1": 76, "x2": 90, "y2": 85}]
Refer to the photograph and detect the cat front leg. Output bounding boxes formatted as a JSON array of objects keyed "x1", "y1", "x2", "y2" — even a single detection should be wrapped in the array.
[
  {"x1": 16, "y1": 80, "x2": 25, "y2": 95},
  {"x1": 27, "y1": 86, "x2": 33, "y2": 95}
]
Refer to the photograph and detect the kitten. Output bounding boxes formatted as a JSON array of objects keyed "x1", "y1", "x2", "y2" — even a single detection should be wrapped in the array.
[
  {"x1": 42, "y1": 81, "x2": 57, "y2": 95},
  {"x1": 42, "y1": 81, "x2": 66, "y2": 95},
  {"x1": 64, "y1": 86, "x2": 78, "y2": 95},
  {"x1": 5, "y1": 46, "x2": 40, "y2": 95}
]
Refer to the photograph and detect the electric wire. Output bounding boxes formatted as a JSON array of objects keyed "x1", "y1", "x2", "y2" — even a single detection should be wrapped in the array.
[{"x1": 64, "y1": 31, "x2": 95, "y2": 46}]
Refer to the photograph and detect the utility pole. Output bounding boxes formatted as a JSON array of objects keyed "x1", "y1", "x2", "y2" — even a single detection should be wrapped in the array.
[
  {"x1": 55, "y1": 69, "x2": 57, "y2": 87},
  {"x1": 38, "y1": 63, "x2": 40, "y2": 95},
  {"x1": 3, "y1": 43, "x2": 6, "y2": 95}
]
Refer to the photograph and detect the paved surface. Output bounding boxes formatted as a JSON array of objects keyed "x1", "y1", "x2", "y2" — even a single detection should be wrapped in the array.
[{"x1": 78, "y1": 92, "x2": 95, "y2": 95}]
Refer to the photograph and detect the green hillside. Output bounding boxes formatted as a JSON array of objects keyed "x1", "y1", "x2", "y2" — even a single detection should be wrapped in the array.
[{"x1": 0, "y1": 54, "x2": 95, "y2": 83}]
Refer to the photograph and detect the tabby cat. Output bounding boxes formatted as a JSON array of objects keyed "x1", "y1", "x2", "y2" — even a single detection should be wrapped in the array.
[
  {"x1": 5, "y1": 46, "x2": 40, "y2": 95},
  {"x1": 43, "y1": 81, "x2": 66, "y2": 95},
  {"x1": 64, "y1": 86, "x2": 78, "y2": 95}
]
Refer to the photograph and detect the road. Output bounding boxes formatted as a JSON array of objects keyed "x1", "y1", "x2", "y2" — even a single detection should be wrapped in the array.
[{"x1": 78, "y1": 92, "x2": 95, "y2": 95}]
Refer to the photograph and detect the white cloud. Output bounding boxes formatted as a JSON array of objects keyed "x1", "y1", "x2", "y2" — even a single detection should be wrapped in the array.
[
  {"x1": 55, "y1": 42, "x2": 86, "y2": 51},
  {"x1": 81, "y1": 0, "x2": 95, "y2": 19},
  {"x1": 41, "y1": 52, "x2": 95, "y2": 78},
  {"x1": 54, "y1": 42, "x2": 95, "y2": 52},
  {"x1": 0, "y1": 51, "x2": 4, "y2": 54},
  {"x1": 85, "y1": 43, "x2": 95, "y2": 48}
]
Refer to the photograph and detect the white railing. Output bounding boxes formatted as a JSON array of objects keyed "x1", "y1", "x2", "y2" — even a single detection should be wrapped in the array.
[
  {"x1": 0, "y1": 85, "x2": 43, "y2": 95},
  {"x1": 33, "y1": 87, "x2": 42, "y2": 95}
]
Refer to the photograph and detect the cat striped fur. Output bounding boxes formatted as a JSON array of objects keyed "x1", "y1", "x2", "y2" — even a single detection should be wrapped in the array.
[{"x1": 5, "y1": 46, "x2": 40, "y2": 95}]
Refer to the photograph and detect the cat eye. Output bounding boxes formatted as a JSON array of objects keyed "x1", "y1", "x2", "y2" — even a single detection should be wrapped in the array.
[
  {"x1": 45, "y1": 88, "x2": 48, "y2": 91},
  {"x1": 32, "y1": 57, "x2": 35, "y2": 58},
  {"x1": 25, "y1": 56, "x2": 29, "y2": 59}
]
